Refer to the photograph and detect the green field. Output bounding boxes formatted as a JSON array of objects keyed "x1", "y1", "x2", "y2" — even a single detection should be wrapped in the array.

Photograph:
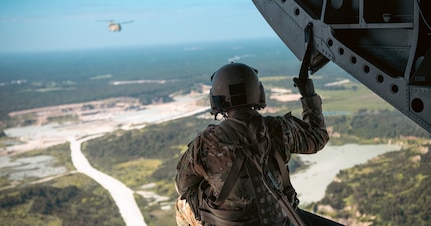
[{"x1": 1, "y1": 38, "x2": 429, "y2": 225}]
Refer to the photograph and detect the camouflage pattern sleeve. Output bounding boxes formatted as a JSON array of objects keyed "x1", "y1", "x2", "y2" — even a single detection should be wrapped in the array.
[
  {"x1": 175, "y1": 134, "x2": 205, "y2": 198},
  {"x1": 280, "y1": 95, "x2": 329, "y2": 155}
]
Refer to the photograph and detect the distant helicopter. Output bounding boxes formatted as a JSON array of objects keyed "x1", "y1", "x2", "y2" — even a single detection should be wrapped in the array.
[{"x1": 98, "y1": 20, "x2": 134, "y2": 32}]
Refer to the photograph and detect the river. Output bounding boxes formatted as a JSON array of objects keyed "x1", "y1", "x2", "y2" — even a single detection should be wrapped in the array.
[
  {"x1": 1, "y1": 136, "x2": 401, "y2": 225},
  {"x1": 2, "y1": 90, "x2": 402, "y2": 224},
  {"x1": 291, "y1": 143, "x2": 401, "y2": 205}
]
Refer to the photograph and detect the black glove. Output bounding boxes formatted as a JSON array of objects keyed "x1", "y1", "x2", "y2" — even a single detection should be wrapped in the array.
[{"x1": 293, "y1": 77, "x2": 316, "y2": 98}]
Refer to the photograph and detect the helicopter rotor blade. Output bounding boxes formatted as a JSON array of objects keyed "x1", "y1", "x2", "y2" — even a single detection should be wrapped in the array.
[{"x1": 119, "y1": 20, "x2": 134, "y2": 24}]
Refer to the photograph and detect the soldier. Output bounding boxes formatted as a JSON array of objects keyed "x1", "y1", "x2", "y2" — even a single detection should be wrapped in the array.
[{"x1": 175, "y1": 62, "x2": 329, "y2": 225}]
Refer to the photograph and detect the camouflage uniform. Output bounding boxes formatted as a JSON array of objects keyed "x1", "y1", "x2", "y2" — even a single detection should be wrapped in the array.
[{"x1": 175, "y1": 95, "x2": 329, "y2": 225}]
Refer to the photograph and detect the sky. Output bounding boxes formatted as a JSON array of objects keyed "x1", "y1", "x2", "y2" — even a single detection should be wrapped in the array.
[{"x1": 0, "y1": 0, "x2": 278, "y2": 53}]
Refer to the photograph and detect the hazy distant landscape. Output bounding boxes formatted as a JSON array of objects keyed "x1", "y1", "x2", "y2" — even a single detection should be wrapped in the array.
[
  {"x1": 0, "y1": 38, "x2": 301, "y2": 121},
  {"x1": 1, "y1": 38, "x2": 430, "y2": 226}
]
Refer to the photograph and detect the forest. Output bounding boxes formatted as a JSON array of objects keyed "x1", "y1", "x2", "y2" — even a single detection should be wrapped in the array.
[
  {"x1": 81, "y1": 116, "x2": 307, "y2": 194},
  {"x1": 316, "y1": 140, "x2": 431, "y2": 225},
  {"x1": 0, "y1": 38, "x2": 301, "y2": 125},
  {"x1": 326, "y1": 109, "x2": 431, "y2": 142},
  {"x1": 1, "y1": 101, "x2": 429, "y2": 225},
  {"x1": 1, "y1": 38, "x2": 430, "y2": 225},
  {"x1": 0, "y1": 173, "x2": 125, "y2": 226},
  {"x1": 0, "y1": 37, "x2": 356, "y2": 132},
  {"x1": 81, "y1": 106, "x2": 429, "y2": 225}
]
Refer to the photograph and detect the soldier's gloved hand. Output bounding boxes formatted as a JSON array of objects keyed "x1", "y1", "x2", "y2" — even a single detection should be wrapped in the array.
[{"x1": 293, "y1": 77, "x2": 316, "y2": 98}]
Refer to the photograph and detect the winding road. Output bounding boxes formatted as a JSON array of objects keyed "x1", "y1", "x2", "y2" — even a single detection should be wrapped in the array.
[
  {"x1": 69, "y1": 135, "x2": 147, "y2": 226},
  {"x1": 3, "y1": 89, "x2": 211, "y2": 225}
]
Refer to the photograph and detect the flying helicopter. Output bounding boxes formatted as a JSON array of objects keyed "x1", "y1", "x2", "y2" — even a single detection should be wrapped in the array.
[{"x1": 97, "y1": 20, "x2": 134, "y2": 32}]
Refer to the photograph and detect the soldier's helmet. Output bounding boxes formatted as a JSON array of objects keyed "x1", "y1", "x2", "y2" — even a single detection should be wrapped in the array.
[{"x1": 210, "y1": 62, "x2": 266, "y2": 116}]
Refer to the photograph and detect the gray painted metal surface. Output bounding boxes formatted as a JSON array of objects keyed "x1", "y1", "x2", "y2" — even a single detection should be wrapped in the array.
[{"x1": 253, "y1": 0, "x2": 431, "y2": 133}]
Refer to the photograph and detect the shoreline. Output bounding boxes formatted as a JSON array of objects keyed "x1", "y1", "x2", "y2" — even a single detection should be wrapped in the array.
[
  {"x1": 0, "y1": 90, "x2": 405, "y2": 224},
  {"x1": 291, "y1": 143, "x2": 402, "y2": 205}
]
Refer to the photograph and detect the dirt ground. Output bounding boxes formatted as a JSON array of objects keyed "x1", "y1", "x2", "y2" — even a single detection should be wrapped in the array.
[
  {"x1": 2, "y1": 85, "x2": 211, "y2": 156},
  {"x1": 2, "y1": 85, "x2": 302, "y2": 156}
]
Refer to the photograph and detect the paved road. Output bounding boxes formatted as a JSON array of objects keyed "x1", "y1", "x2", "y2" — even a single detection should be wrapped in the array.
[{"x1": 69, "y1": 136, "x2": 147, "y2": 226}]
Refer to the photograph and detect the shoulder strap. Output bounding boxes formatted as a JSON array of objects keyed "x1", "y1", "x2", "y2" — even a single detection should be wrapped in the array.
[
  {"x1": 222, "y1": 118, "x2": 306, "y2": 226},
  {"x1": 213, "y1": 153, "x2": 245, "y2": 206},
  {"x1": 221, "y1": 117, "x2": 293, "y2": 191},
  {"x1": 212, "y1": 121, "x2": 246, "y2": 206},
  {"x1": 263, "y1": 118, "x2": 296, "y2": 195},
  {"x1": 273, "y1": 146, "x2": 293, "y2": 189}
]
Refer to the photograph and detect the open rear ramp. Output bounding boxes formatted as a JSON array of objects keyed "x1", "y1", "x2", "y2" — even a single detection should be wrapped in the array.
[{"x1": 253, "y1": 0, "x2": 431, "y2": 133}]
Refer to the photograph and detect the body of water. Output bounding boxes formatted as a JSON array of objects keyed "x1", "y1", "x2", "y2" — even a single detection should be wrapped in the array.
[{"x1": 291, "y1": 143, "x2": 401, "y2": 205}]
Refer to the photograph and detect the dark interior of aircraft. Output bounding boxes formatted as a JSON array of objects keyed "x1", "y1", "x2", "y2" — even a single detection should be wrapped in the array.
[{"x1": 253, "y1": 0, "x2": 431, "y2": 134}]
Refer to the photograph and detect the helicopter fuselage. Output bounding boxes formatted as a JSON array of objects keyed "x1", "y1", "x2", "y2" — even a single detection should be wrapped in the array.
[{"x1": 109, "y1": 22, "x2": 121, "y2": 32}]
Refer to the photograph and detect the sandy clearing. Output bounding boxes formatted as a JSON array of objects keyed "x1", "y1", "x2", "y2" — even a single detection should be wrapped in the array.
[
  {"x1": 3, "y1": 90, "x2": 210, "y2": 155},
  {"x1": 270, "y1": 93, "x2": 302, "y2": 102},
  {"x1": 2, "y1": 90, "x2": 211, "y2": 226}
]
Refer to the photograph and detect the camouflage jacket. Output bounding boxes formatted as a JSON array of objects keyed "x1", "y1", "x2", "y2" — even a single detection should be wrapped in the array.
[{"x1": 175, "y1": 95, "x2": 329, "y2": 213}]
